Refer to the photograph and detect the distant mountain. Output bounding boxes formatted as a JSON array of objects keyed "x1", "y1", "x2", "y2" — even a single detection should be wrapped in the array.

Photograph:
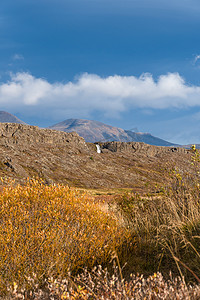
[
  {"x1": 0, "y1": 111, "x2": 27, "y2": 124},
  {"x1": 124, "y1": 130, "x2": 177, "y2": 146},
  {"x1": 180, "y1": 144, "x2": 200, "y2": 149},
  {"x1": 49, "y1": 119, "x2": 176, "y2": 146}
]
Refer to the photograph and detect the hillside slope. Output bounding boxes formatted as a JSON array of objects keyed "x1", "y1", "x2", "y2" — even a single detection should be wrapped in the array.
[
  {"x1": 0, "y1": 123, "x2": 192, "y2": 192},
  {"x1": 49, "y1": 118, "x2": 175, "y2": 146}
]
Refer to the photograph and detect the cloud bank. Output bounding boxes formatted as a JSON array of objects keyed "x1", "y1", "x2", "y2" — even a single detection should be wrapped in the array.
[{"x1": 1, "y1": 72, "x2": 200, "y2": 120}]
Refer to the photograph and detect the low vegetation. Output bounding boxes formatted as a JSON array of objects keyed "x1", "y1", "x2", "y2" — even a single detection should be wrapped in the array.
[
  {"x1": 1, "y1": 146, "x2": 200, "y2": 298},
  {"x1": 115, "y1": 172, "x2": 200, "y2": 280},
  {"x1": 0, "y1": 179, "x2": 130, "y2": 297},
  {"x1": 7, "y1": 267, "x2": 200, "y2": 299}
]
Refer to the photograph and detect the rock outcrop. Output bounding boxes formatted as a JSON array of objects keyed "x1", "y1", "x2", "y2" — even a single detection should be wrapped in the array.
[
  {"x1": 100, "y1": 141, "x2": 187, "y2": 156},
  {"x1": 0, "y1": 123, "x2": 88, "y2": 154}
]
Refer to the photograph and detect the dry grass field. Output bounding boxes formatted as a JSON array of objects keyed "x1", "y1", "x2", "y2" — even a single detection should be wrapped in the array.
[{"x1": 1, "y1": 160, "x2": 200, "y2": 299}]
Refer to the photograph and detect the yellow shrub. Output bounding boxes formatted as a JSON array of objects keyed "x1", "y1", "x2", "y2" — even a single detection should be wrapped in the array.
[{"x1": 0, "y1": 179, "x2": 129, "y2": 293}]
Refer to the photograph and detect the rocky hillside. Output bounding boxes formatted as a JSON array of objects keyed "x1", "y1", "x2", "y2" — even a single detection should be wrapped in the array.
[
  {"x1": 0, "y1": 111, "x2": 27, "y2": 124},
  {"x1": 0, "y1": 123, "x2": 193, "y2": 191},
  {"x1": 49, "y1": 118, "x2": 175, "y2": 146}
]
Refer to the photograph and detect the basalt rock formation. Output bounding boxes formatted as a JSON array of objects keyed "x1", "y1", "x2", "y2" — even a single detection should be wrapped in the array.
[
  {"x1": 100, "y1": 141, "x2": 185, "y2": 155},
  {"x1": 0, "y1": 123, "x2": 193, "y2": 191},
  {"x1": 0, "y1": 123, "x2": 88, "y2": 153}
]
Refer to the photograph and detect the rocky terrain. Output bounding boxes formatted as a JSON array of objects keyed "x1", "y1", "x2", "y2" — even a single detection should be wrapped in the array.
[
  {"x1": 0, "y1": 123, "x2": 193, "y2": 191},
  {"x1": 49, "y1": 118, "x2": 175, "y2": 146}
]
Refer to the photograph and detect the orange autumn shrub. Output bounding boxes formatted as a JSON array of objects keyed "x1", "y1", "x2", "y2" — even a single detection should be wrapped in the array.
[{"x1": 0, "y1": 179, "x2": 130, "y2": 294}]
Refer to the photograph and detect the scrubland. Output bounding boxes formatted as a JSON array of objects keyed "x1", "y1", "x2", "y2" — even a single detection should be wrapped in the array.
[{"x1": 1, "y1": 147, "x2": 200, "y2": 299}]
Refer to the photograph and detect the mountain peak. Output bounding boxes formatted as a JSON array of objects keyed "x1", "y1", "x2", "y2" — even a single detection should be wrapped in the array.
[
  {"x1": 49, "y1": 118, "x2": 176, "y2": 146},
  {"x1": 0, "y1": 111, "x2": 27, "y2": 125}
]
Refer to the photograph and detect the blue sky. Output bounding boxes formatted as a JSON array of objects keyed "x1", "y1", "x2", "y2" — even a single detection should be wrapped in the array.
[{"x1": 1, "y1": 0, "x2": 200, "y2": 144}]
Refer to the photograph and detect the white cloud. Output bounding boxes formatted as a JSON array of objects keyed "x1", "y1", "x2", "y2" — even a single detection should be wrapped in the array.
[
  {"x1": 1, "y1": 72, "x2": 200, "y2": 120},
  {"x1": 12, "y1": 54, "x2": 24, "y2": 61},
  {"x1": 194, "y1": 54, "x2": 200, "y2": 62}
]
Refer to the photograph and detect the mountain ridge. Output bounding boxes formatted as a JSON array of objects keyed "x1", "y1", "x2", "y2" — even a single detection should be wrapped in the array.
[
  {"x1": 49, "y1": 118, "x2": 176, "y2": 146},
  {"x1": 0, "y1": 111, "x2": 27, "y2": 125},
  {"x1": 0, "y1": 112, "x2": 193, "y2": 147}
]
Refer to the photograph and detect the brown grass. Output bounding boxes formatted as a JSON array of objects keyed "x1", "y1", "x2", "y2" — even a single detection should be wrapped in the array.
[{"x1": 115, "y1": 168, "x2": 200, "y2": 280}]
